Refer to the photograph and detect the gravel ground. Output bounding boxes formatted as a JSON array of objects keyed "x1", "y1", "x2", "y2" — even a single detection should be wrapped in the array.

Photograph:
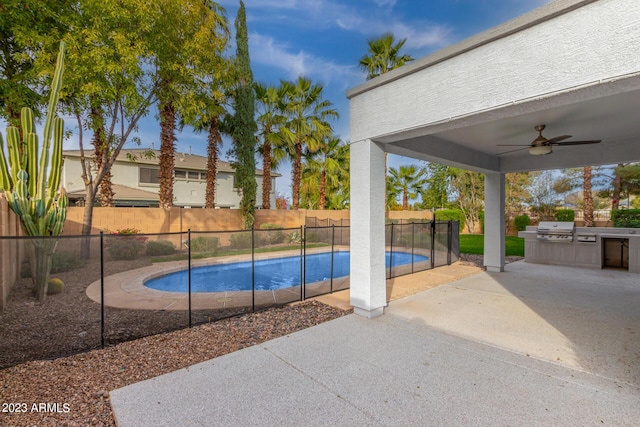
[{"x1": 0, "y1": 301, "x2": 350, "y2": 426}]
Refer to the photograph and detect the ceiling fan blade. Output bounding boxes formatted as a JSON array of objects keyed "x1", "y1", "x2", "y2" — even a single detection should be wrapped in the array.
[
  {"x1": 551, "y1": 140, "x2": 601, "y2": 146},
  {"x1": 496, "y1": 147, "x2": 529, "y2": 155},
  {"x1": 496, "y1": 144, "x2": 530, "y2": 146},
  {"x1": 545, "y1": 135, "x2": 572, "y2": 144}
]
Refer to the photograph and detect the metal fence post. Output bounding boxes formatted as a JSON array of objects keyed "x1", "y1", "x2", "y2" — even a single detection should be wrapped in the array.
[
  {"x1": 330, "y1": 225, "x2": 335, "y2": 293},
  {"x1": 430, "y1": 217, "x2": 436, "y2": 270},
  {"x1": 411, "y1": 222, "x2": 415, "y2": 274},
  {"x1": 303, "y1": 226, "x2": 307, "y2": 300},
  {"x1": 188, "y1": 229, "x2": 192, "y2": 328},
  {"x1": 100, "y1": 231, "x2": 105, "y2": 349},
  {"x1": 389, "y1": 223, "x2": 394, "y2": 279},
  {"x1": 251, "y1": 227, "x2": 255, "y2": 312},
  {"x1": 299, "y1": 225, "x2": 303, "y2": 301},
  {"x1": 447, "y1": 221, "x2": 452, "y2": 265}
]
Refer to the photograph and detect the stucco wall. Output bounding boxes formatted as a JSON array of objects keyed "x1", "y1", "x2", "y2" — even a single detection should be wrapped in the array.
[
  {"x1": 349, "y1": 0, "x2": 640, "y2": 143},
  {"x1": 0, "y1": 196, "x2": 23, "y2": 311}
]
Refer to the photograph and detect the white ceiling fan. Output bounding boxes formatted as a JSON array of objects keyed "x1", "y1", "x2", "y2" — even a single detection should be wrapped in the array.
[{"x1": 497, "y1": 125, "x2": 601, "y2": 155}]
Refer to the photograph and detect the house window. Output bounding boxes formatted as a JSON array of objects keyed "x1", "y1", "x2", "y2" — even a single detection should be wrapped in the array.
[
  {"x1": 188, "y1": 171, "x2": 200, "y2": 180},
  {"x1": 174, "y1": 170, "x2": 186, "y2": 179},
  {"x1": 139, "y1": 167, "x2": 159, "y2": 184}
]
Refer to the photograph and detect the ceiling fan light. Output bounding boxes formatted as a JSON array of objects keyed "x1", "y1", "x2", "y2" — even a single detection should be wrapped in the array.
[{"x1": 529, "y1": 145, "x2": 552, "y2": 156}]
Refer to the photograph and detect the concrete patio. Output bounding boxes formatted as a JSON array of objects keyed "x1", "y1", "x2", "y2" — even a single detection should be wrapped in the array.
[{"x1": 110, "y1": 261, "x2": 640, "y2": 426}]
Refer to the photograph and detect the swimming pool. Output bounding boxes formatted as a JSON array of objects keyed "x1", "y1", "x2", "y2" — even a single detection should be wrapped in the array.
[{"x1": 145, "y1": 251, "x2": 427, "y2": 293}]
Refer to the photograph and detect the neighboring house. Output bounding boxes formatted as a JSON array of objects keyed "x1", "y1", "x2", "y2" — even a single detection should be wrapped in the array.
[{"x1": 62, "y1": 149, "x2": 279, "y2": 208}]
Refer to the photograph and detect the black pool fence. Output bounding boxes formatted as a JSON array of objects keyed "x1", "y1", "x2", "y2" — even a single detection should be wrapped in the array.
[{"x1": 0, "y1": 221, "x2": 458, "y2": 368}]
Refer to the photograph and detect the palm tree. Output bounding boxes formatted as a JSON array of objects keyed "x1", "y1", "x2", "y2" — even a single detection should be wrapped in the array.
[
  {"x1": 387, "y1": 165, "x2": 427, "y2": 210},
  {"x1": 255, "y1": 82, "x2": 288, "y2": 209},
  {"x1": 280, "y1": 77, "x2": 338, "y2": 210},
  {"x1": 359, "y1": 32, "x2": 414, "y2": 80},
  {"x1": 583, "y1": 166, "x2": 595, "y2": 226},
  {"x1": 301, "y1": 137, "x2": 349, "y2": 210}
]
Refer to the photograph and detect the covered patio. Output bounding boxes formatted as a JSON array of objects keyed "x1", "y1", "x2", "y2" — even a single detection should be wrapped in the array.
[{"x1": 347, "y1": 0, "x2": 640, "y2": 318}]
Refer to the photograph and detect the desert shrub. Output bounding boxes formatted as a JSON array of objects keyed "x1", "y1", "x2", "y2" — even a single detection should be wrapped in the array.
[
  {"x1": 259, "y1": 223, "x2": 285, "y2": 245},
  {"x1": 514, "y1": 215, "x2": 531, "y2": 231},
  {"x1": 47, "y1": 278, "x2": 64, "y2": 295},
  {"x1": 105, "y1": 228, "x2": 147, "y2": 260},
  {"x1": 51, "y1": 251, "x2": 86, "y2": 273},
  {"x1": 190, "y1": 236, "x2": 219, "y2": 253},
  {"x1": 229, "y1": 232, "x2": 252, "y2": 249},
  {"x1": 612, "y1": 209, "x2": 640, "y2": 228},
  {"x1": 145, "y1": 240, "x2": 176, "y2": 256},
  {"x1": 288, "y1": 230, "x2": 302, "y2": 243},
  {"x1": 555, "y1": 209, "x2": 575, "y2": 222}
]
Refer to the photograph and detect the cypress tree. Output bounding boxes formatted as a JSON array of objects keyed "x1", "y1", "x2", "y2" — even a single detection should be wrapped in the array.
[{"x1": 231, "y1": 0, "x2": 257, "y2": 228}]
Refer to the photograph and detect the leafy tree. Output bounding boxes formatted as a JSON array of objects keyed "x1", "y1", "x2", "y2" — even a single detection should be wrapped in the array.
[
  {"x1": 229, "y1": 0, "x2": 257, "y2": 228},
  {"x1": 255, "y1": 82, "x2": 288, "y2": 209},
  {"x1": 419, "y1": 162, "x2": 450, "y2": 209},
  {"x1": 359, "y1": 32, "x2": 414, "y2": 80},
  {"x1": 505, "y1": 172, "x2": 532, "y2": 232},
  {"x1": 528, "y1": 170, "x2": 560, "y2": 220},
  {"x1": 387, "y1": 165, "x2": 427, "y2": 210},
  {"x1": 61, "y1": 0, "x2": 161, "y2": 255},
  {"x1": 280, "y1": 76, "x2": 338, "y2": 210},
  {"x1": 0, "y1": 0, "x2": 74, "y2": 126},
  {"x1": 448, "y1": 168, "x2": 484, "y2": 233},
  {"x1": 301, "y1": 137, "x2": 349, "y2": 210},
  {"x1": 152, "y1": 0, "x2": 228, "y2": 209}
]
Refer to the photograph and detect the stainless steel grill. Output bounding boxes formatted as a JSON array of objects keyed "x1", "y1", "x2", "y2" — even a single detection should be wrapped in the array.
[{"x1": 536, "y1": 221, "x2": 575, "y2": 243}]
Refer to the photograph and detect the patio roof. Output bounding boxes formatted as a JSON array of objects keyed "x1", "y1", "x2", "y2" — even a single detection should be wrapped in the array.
[{"x1": 347, "y1": 0, "x2": 640, "y2": 174}]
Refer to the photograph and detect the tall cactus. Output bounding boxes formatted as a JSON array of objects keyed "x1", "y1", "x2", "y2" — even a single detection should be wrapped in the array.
[{"x1": 0, "y1": 42, "x2": 68, "y2": 301}]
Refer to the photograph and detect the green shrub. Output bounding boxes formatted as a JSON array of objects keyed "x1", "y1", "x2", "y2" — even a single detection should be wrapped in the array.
[
  {"x1": 259, "y1": 223, "x2": 285, "y2": 245},
  {"x1": 190, "y1": 236, "x2": 219, "y2": 253},
  {"x1": 229, "y1": 232, "x2": 252, "y2": 249},
  {"x1": 479, "y1": 211, "x2": 485, "y2": 234},
  {"x1": 145, "y1": 240, "x2": 176, "y2": 256},
  {"x1": 514, "y1": 215, "x2": 531, "y2": 231},
  {"x1": 434, "y1": 209, "x2": 465, "y2": 230},
  {"x1": 51, "y1": 251, "x2": 86, "y2": 273},
  {"x1": 611, "y1": 209, "x2": 640, "y2": 228},
  {"x1": 105, "y1": 228, "x2": 147, "y2": 260},
  {"x1": 47, "y1": 278, "x2": 64, "y2": 295},
  {"x1": 555, "y1": 209, "x2": 575, "y2": 222},
  {"x1": 288, "y1": 230, "x2": 302, "y2": 243}
]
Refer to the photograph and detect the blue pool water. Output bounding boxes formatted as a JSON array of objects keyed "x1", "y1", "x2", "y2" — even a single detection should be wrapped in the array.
[{"x1": 145, "y1": 251, "x2": 427, "y2": 293}]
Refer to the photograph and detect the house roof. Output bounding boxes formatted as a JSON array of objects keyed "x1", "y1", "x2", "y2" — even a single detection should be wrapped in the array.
[
  {"x1": 63, "y1": 148, "x2": 280, "y2": 177},
  {"x1": 68, "y1": 184, "x2": 158, "y2": 201}
]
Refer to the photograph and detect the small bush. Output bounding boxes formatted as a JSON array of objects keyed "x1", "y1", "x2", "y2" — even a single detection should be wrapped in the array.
[
  {"x1": 555, "y1": 209, "x2": 575, "y2": 222},
  {"x1": 288, "y1": 230, "x2": 302, "y2": 243},
  {"x1": 229, "y1": 232, "x2": 252, "y2": 249},
  {"x1": 190, "y1": 236, "x2": 219, "y2": 253},
  {"x1": 47, "y1": 278, "x2": 64, "y2": 295},
  {"x1": 434, "y1": 209, "x2": 465, "y2": 230},
  {"x1": 514, "y1": 215, "x2": 531, "y2": 231},
  {"x1": 259, "y1": 223, "x2": 285, "y2": 245},
  {"x1": 612, "y1": 209, "x2": 640, "y2": 228},
  {"x1": 105, "y1": 228, "x2": 148, "y2": 260},
  {"x1": 145, "y1": 240, "x2": 176, "y2": 256},
  {"x1": 51, "y1": 251, "x2": 85, "y2": 273}
]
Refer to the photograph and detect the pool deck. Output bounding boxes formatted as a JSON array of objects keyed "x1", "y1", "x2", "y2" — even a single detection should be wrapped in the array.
[{"x1": 86, "y1": 247, "x2": 458, "y2": 311}]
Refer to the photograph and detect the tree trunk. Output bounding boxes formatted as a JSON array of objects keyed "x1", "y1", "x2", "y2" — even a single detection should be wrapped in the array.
[
  {"x1": 262, "y1": 138, "x2": 272, "y2": 210},
  {"x1": 402, "y1": 189, "x2": 408, "y2": 210},
  {"x1": 612, "y1": 163, "x2": 624, "y2": 209},
  {"x1": 319, "y1": 169, "x2": 326, "y2": 210},
  {"x1": 80, "y1": 185, "x2": 95, "y2": 259},
  {"x1": 291, "y1": 141, "x2": 302, "y2": 210},
  {"x1": 159, "y1": 102, "x2": 176, "y2": 209},
  {"x1": 583, "y1": 166, "x2": 595, "y2": 227},
  {"x1": 91, "y1": 105, "x2": 114, "y2": 207},
  {"x1": 205, "y1": 116, "x2": 221, "y2": 209}
]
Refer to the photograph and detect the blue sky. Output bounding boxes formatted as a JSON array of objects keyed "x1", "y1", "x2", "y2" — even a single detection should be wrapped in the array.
[{"x1": 73, "y1": 0, "x2": 550, "y2": 200}]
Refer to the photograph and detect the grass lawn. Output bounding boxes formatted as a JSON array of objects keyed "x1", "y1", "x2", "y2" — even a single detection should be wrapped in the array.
[{"x1": 460, "y1": 234, "x2": 524, "y2": 256}]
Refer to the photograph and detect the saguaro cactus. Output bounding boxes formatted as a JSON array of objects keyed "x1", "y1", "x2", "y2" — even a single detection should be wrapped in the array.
[{"x1": 0, "y1": 42, "x2": 68, "y2": 301}]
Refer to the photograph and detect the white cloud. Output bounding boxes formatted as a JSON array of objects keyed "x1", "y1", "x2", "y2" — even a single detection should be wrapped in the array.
[{"x1": 250, "y1": 32, "x2": 363, "y2": 87}]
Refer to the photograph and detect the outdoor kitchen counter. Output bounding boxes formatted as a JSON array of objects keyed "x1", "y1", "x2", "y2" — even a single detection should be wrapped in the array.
[{"x1": 518, "y1": 226, "x2": 640, "y2": 273}]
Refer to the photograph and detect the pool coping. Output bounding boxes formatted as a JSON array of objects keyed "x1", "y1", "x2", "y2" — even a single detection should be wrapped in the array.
[{"x1": 86, "y1": 246, "x2": 434, "y2": 311}]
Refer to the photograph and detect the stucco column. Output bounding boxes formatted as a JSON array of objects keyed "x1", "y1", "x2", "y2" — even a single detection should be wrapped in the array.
[
  {"x1": 484, "y1": 172, "x2": 505, "y2": 272},
  {"x1": 350, "y1": 139, "x2": 386, "y2": 318}
]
